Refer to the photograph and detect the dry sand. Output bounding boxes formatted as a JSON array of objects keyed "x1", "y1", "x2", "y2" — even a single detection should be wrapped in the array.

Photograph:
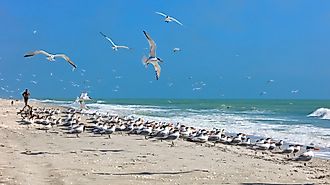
[{"x1": 0, "y1": 99, "x2": 329, "y2": 185}]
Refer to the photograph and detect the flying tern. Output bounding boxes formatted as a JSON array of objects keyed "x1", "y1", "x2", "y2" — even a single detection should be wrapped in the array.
[
  {"x1": 155, "y1": 12, "x2": 183, "y2": 26},
  {"x1": 142, "y1": 31, "x2": 163, "y2": 80},
  {"x1": 99, "y1": 32, "x2": 130, "y2": 51},
  {"x1": 24, "y1": 50, "x2": 77, "y2": 69}
]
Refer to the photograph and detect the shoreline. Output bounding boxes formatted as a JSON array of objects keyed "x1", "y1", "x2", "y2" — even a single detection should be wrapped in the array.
[
  {"x1": 33, "y1": 98, "x2": 330, "y2": 160},
  {"x1": 0, "y1": 98, "x2": 329, "y2": 184}
]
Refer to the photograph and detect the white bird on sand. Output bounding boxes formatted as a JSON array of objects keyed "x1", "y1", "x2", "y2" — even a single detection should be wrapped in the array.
[
  {"x1": 105, "y1": 124, "x2": 116, "y2": 138},
  {"x1": 207, "y1": 130, "x2": 223, "y2": 142},
  {"x1": 69, "y1": 123, "x2": 85, "y2": 137},
  {"x1": 155, "y1": 12, "x2": 183, "y2": 26},
  {"x1": 293, "y1": 144, "x2": 302, "y2": 156},
  {"x1": 24, "y1": 50, "x2": 77, "y2": 69},
  {"x1": 99, "y1": 32, "x2": 130, "y2": 51},
  {"x1": 163, "y1": 130, "x2": 180, "y2": 146},
  {"x1": 21, "y1": 117, "x2": 35, "y2": 125},
  {"x1": 293, "y1": 146, "x2": 320, "y2": 161},
  {"x1": 238, "y1": 138, "x2": 251, "y2": 146},
  {"x1": 281, "y1": 144, "x2": 295, "y2": 154},
  {"x1": 142, "y1": 31, "x2": 163, "y2": 80},
  {"x1": 275, "y1": 140, "x2": 284, "y2": 149},
  {"x1": 191, "y1": 132, "x2": 209, "y2": 143}
]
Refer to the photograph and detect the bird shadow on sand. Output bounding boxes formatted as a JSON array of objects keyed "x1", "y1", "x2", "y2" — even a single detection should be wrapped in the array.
[
  {"x1": 86, "y1": 135, "x2": 107, "y2": 138},
  {"x1": 15, "y1": 120, "x2": 29, "y2": 125},
  {"x1": 81, "y1": 149, "x2": 124, "y2": 153},
  {"x1": 241, "y1": 183, "x2": 314, "y2": 185},
  {"x1": 63, "y1": 135, "x2": 80, "y2": 138},
  {"x1": 93, "y1": 169, "x2": 209, "y2": 176},
  {"x1": 20, "y1": 151, "x2": 60, "y2": 155}
]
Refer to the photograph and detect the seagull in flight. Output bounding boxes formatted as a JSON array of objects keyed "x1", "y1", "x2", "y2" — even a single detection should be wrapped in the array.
[
  {"x1": 99, "y1": 32, "x2": 130, "y2": 51},
  {"x1": 267, "y1": 79, "x2": 274, "y2": 83},
  {"x1": 291, "y1": 90, "x2": 299, "y2": 94},
  {"x1": 24, "y1": 50, "x2": 77, "y2": 69},
  {"x1": 142, "y1": 31, "x2": 163, "y2": 80},
  {"x1": 30, "y1": 80, "x2": 38, "y2": 85},
  {"x1": 173, "y1": 48, "x2": 181, "y2": 52},
  {"x1": 155, "y1": 12, "x2": 183, "y2": 26}
]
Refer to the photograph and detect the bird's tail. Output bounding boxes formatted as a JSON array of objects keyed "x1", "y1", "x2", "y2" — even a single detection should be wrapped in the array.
[{"x1": 141, "y1": 55, "x2": 148, "y2": 68}]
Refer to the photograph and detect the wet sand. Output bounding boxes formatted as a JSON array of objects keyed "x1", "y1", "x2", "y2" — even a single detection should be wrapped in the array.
[{"x1": 0, "y1": 99, "x2": 329, "y2": 185}]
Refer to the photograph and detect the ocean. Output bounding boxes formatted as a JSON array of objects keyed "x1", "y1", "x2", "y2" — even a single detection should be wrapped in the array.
[{"x1": 38, "y1": 98, "x2": 330, "y2": 159}]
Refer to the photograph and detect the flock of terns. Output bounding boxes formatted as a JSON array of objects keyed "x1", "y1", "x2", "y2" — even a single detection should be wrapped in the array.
[
  {"x1": 20, "y1": 106, "x2": 320, "y2": 162},
  {"x1": 23, "y1": 11, "x2": 184, "y2": 80},
  {"x1": 1, "y1": 11, "x2": 300, "y2": 96}
]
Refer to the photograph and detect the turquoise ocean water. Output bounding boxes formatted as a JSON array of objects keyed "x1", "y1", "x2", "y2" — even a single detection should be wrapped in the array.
[{"x1": 39, "y1": 99, "x2": 330, "y2": 159}]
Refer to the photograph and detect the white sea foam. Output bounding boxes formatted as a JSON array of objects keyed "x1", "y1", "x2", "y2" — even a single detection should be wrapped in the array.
[
  {"x1": 31, "y1": 99, "x2": 72, "y2": 105},
  {"x1": 315, "y1": 151, "x2": 330, "y2": 160},
  {"x1": 308, "y1": 108, "x2": 330, "y2": 120},
  {"x1": 86, "y1": 103, "x2": 169, "y2": 117}
]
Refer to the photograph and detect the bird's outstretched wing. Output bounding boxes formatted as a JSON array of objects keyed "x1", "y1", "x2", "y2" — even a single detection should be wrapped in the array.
[
  {"x1": 151, "y1": 61, "x2": 161, "y2": 80},
  {"x1": 143, "y1": 31, "x2": 156, "y2": 57},
  {"x1": 54, "y1": 54, "x2": 77, "y2": 69},
  {"x1": 100, "y1": 32, "x2": 116, "y2": 47},
  {"x1": 24, "y1": 50, "x2": 52, "y2": 57},
  {"x1": 170, "y1": 17, "x2": 183, "y2": 26},
  {"x1": 116, "y1": 45, "x2": 130, "y2": 49},
  {"x1": 155, "y1": 12, "x2": 167, "y2": 17}
]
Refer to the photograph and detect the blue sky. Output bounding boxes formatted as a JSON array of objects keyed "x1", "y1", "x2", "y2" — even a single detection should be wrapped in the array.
[{"x1": 0, "y1": 0, "x2": 329, "y2": 99}]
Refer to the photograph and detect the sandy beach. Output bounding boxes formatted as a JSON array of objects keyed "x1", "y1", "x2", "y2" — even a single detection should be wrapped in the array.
[{"x1": 0, "y1": 99, "x2": 329, "y2": 185}]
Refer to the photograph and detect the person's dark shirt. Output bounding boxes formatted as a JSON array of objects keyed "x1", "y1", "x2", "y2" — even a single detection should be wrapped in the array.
[{"x1": 22, "y1": 91, "x2": 30, "y2": 98}]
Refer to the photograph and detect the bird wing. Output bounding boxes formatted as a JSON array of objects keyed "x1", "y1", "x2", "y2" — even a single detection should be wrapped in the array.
[
  {"x1": 116, "y1": 45, "x2": 130, "y2": 49},
  {"x1": 151, "y1": 61, "x2": 161, "y2": 80},
  {"x1": 24, "y1": 50, "x2": 52, "y2": 57},
  {"x1": 155, "y1": 12, "x2": 167, "y2": 17},
  {"x1": 100, "y1": 32, "x2": 116, "y2": 47},
  {"x1": 54, "y1": 54, "x2": 77, "y2": 69},
  {"x1": 143, "y1": 31, "x2": 156, "y2": 57},
  {"x1": 141, "y1": 55, "x2": 149, "y2": 67},
  {"x1": 170, "y1": 17, "x2": 183, "y2": 26}
]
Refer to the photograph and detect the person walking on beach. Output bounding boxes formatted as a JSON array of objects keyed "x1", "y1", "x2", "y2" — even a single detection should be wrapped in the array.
[{"x1": 22, "y1": 89, "x2": 30, "y2": 107}]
